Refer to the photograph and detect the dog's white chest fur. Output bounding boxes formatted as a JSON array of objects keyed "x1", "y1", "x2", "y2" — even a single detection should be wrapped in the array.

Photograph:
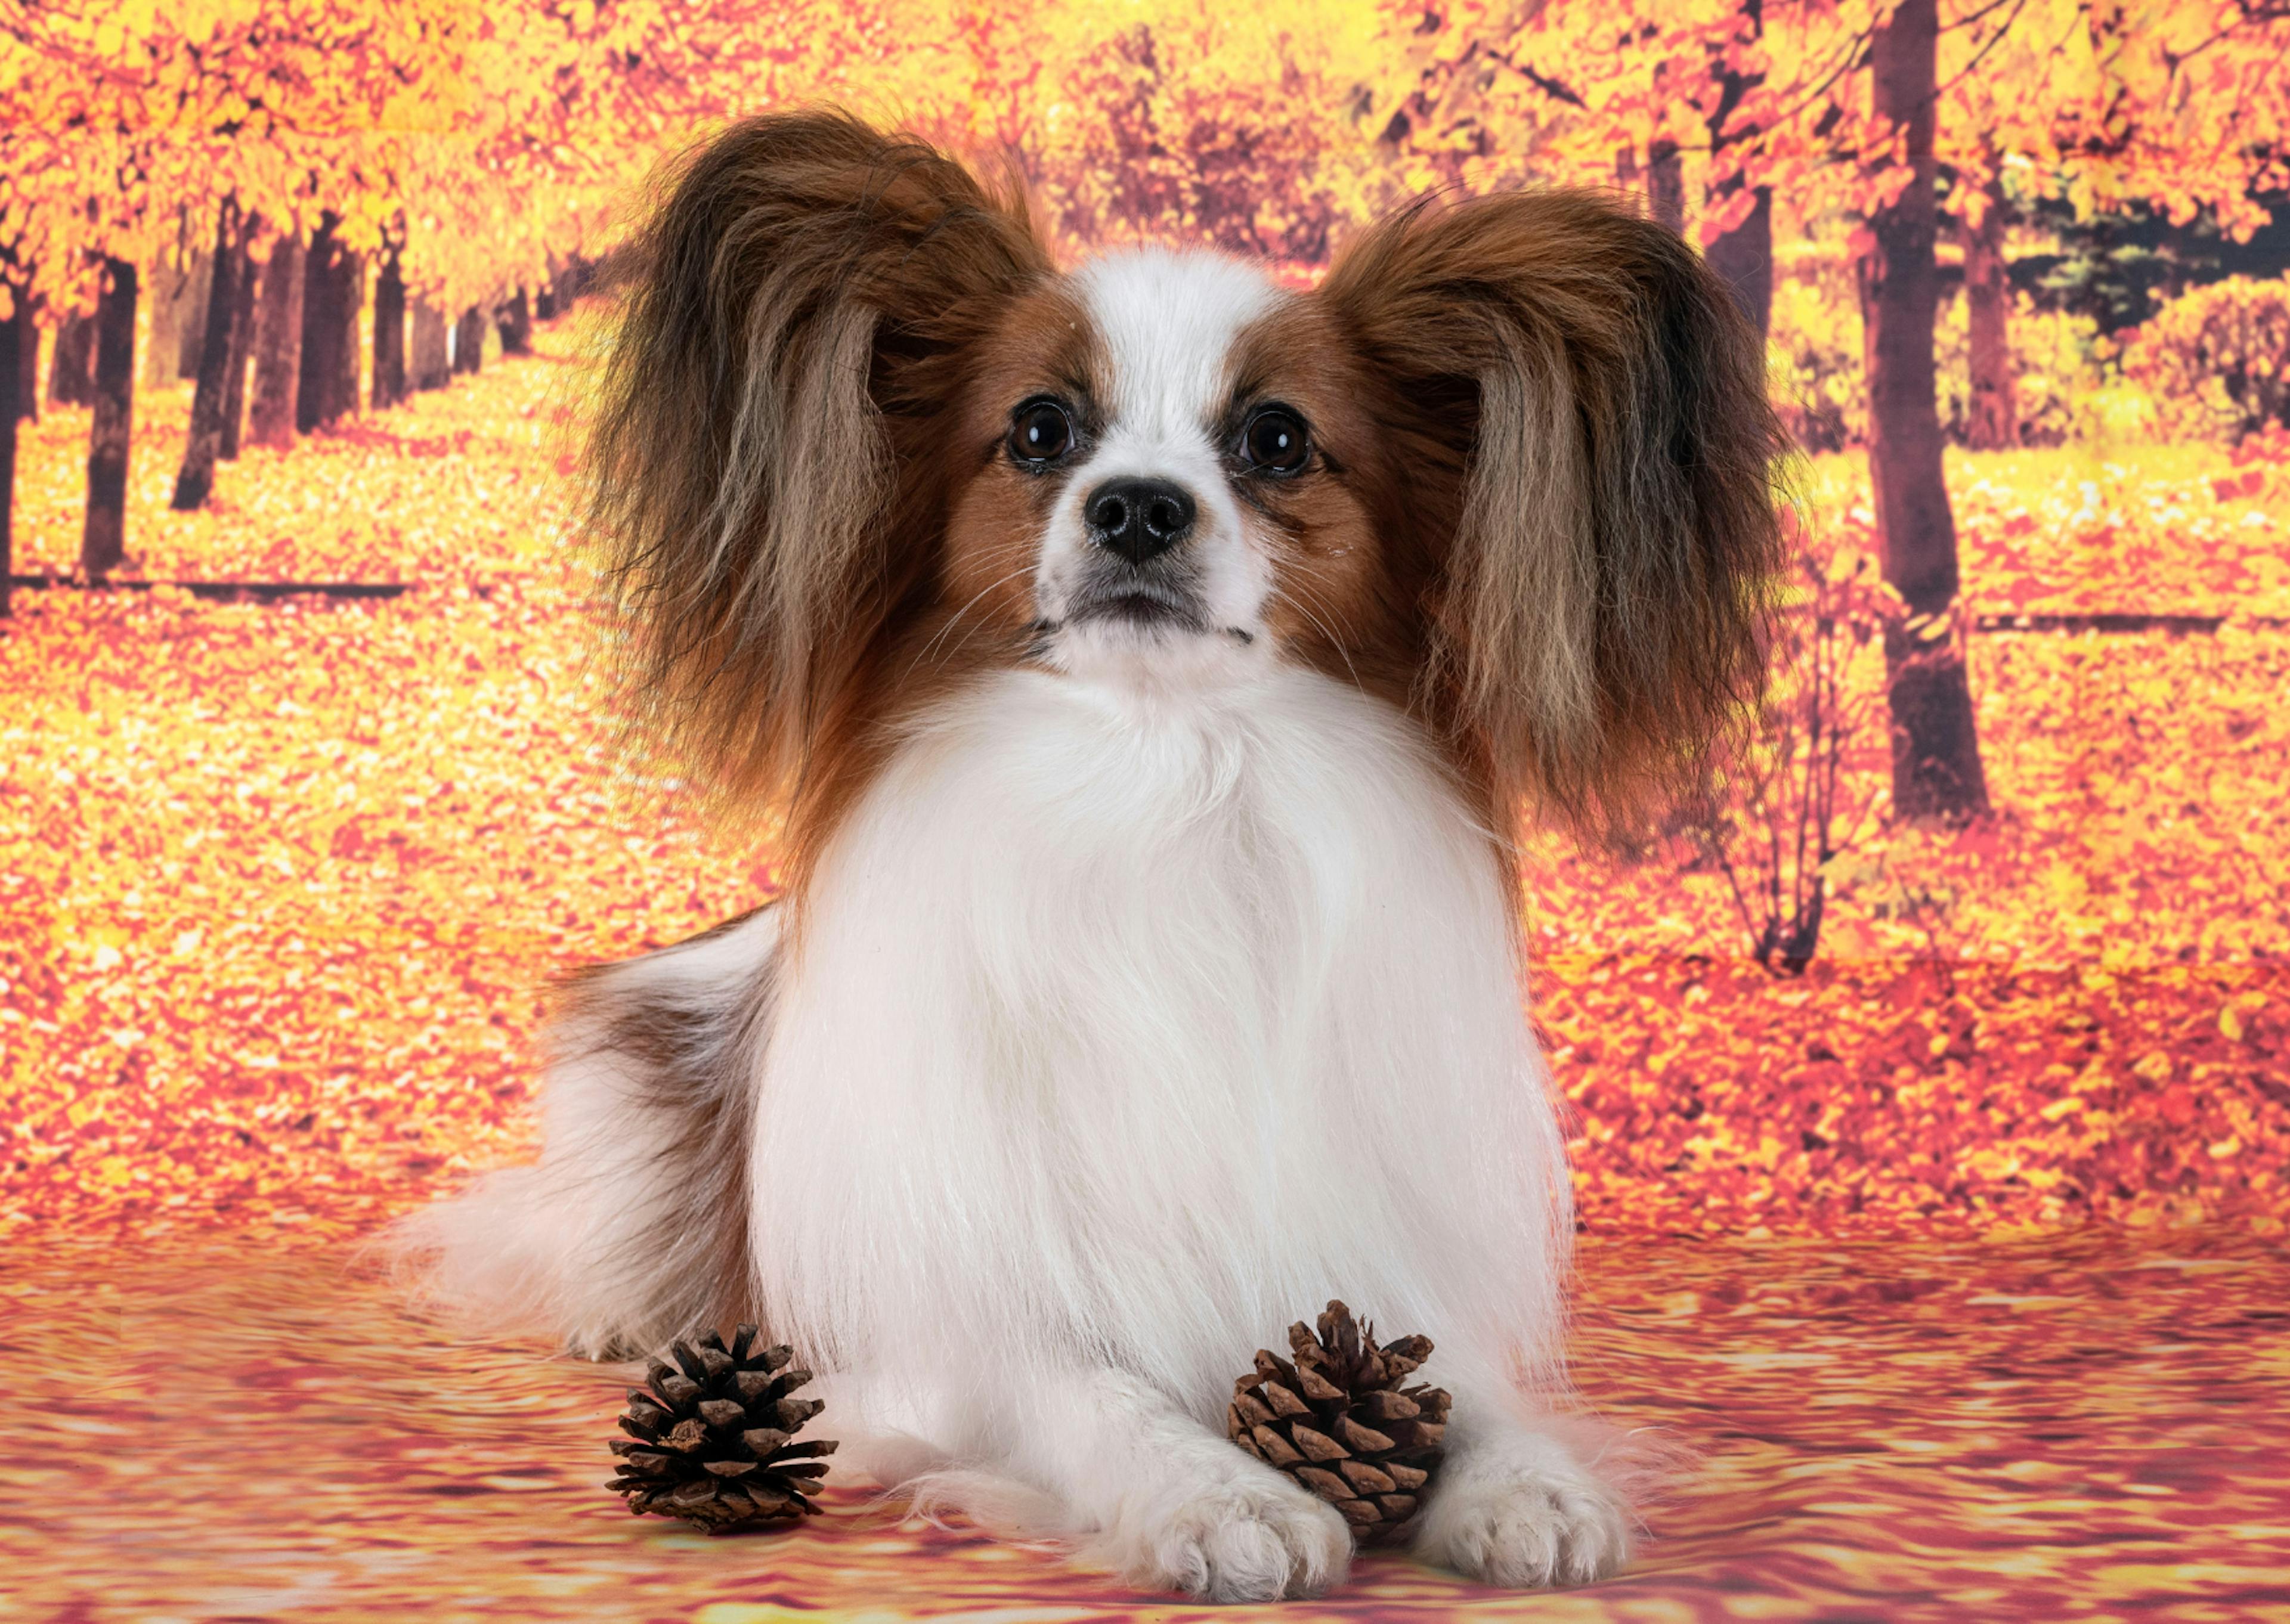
[{"x1": 753, "y1": 665, "x2": 1569, "y2": 1415}]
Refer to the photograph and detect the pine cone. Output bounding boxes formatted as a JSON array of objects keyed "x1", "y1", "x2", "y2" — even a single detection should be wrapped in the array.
[
  {"x1": 1226, "y1": 1300, "x2": 1450, "y2": 1543},
  {"x1": 607, "y1": 1324, "x2": 837, "y2": 1531}
]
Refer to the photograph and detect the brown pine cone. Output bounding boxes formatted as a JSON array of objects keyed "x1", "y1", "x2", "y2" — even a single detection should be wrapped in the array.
[
  {"x1": 607, "y1": 1324, "x2": 837, "y2": 1531},
  {"x1": 1226, "y1": 1300, "x2": 1451, "y2": 1543}
]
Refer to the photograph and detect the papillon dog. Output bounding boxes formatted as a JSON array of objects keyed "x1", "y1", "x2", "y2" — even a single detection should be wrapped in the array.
[{"x1": 410, "y1": 110, "x2": 1781, "y2": 1601}]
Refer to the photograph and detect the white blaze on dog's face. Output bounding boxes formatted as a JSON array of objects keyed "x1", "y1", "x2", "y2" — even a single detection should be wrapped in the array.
[
  {"x1": 1038, "y1": 251, "x2": 1278, "y2": 683},
  {"x1": 940, "y1": 247, "x2": 1407, "y2": 696}
]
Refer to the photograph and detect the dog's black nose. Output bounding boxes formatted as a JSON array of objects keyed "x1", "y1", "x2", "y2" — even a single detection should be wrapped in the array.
[{"x1": 1085, "y1": 477, "x2": 1196, "y2": 565}]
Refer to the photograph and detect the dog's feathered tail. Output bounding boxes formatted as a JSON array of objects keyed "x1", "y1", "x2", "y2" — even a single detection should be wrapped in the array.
[{"x1": 389, "y1": 906, "x2": 779, "y2": 1359}]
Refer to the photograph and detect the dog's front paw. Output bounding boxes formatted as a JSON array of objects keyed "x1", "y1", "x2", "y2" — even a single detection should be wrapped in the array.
[
  {"x1": 1415, "y1": 1443, "x2": 1632, "y2": 1589},
  {"x1": 1122, "y1": 1472, "x2": 1353, "y2": 1602}
]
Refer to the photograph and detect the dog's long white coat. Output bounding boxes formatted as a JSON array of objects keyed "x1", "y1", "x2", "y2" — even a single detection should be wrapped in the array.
[
  {"x1": 757, "y1": 665, "x2": 1569, "y2": 1432},
  {"x1": 417, "y1": 242, "x2": 1635, "y2": 1598}
]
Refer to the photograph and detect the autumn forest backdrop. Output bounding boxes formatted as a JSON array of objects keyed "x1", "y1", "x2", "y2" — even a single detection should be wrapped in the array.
[
  {"x1": 5, "y1": 0, "x2": 2289, "y2": 1250},
  {"x1": 7, "y1": 3, "x2": 2290, "y2": 1616}
]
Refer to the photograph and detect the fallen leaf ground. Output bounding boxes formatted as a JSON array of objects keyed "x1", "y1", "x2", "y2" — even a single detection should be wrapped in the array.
[
  {"x1": 3, "y1": 316, "x2": 2285, "y2": 1619},
  {"x1": 7, "y1": 1227, "x2": 2283, "y2": 1622}
]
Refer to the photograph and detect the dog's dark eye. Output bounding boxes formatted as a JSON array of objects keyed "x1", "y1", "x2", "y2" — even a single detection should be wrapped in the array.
[
  {"x1": 1008, "y1": 399, "x2": 1073, "y2": 466},
  {"x1": 1240, "y1": 407, "x2": 1310, "y2": 475}
]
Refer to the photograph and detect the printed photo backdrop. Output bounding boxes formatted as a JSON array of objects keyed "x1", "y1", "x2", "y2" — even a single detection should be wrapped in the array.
[{"x1": 3, "y1": 2, "x2": 2286, "y2": 1620}]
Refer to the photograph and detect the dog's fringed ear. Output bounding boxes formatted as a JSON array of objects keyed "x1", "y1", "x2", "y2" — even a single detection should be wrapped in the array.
[
  {"x1": 1321, "y1": 189, "x2": 1785, "y2": 834},
  {"x1": 584, "y1": 111, "x2": 1048, "y2": 807}
]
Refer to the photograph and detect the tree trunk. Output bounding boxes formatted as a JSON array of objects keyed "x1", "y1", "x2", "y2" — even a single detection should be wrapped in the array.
[
  {"x1": 1961, "y1": 181, "x2": 2017, "y2": 451},
  {"x1": 81, "y1": 258, "x2": 138, "y2": 579},
  {"x1": 1647, "y1": 138, "x2": 1686, "y2": 234},
  {"x1": 1701, "y1": 0, "x2": 1773, "y2": 337},
  {"x1": 296, "y1": 221, "x2": 339, "y2": 432},
  {"x1": 219, "y1": 225, "x2": 259, "y2": 460},
  {"x1": 1704, "y1": 190, "x2": 1773, "y2": 337},
  {"x1": 332, "y1": 248, "x2": 363, "y2": 418},
  {"x1": 176, "y1": 250, "x2": 211, "y2": 379},
  {"x1": 49, "y1": 311, "x2": 95, "y2": 407},
  {"x1": 145, "y1": 237, "x2": 203, "y2": 389},
  {"x1": 373, "y1": 246, "x2": 407, "y2": 409},
  {"x1": 247, "y1": 231, "x2": 305, "y2": 450},
  {"x1": 1861, "y1": 0, "x2": 1988, "y2": 822},
  {"x1": 16, "y1": 311, "x2": 36, "y2": 424},
  {"x1": 555, "y1": 254, "x2": 593, "y2": 304},
  {"x1": 298, "y1": 213, "x2": 362, "y2": 433},
  {"x1": 495, "y1": 285, "x2": 533, "y2": 355},
  {"x1": 410, "y1": 298, "x2": 450, "y2": 390},
  {"x1": 0, "y1": 283, "x2": 21, "y2": 618},
  {"x1": 172, "y1": 200, "x2": 242, "y2": 511},
  {"x1": 453, "y1": 305, "x2": 485, "y2": 374}
]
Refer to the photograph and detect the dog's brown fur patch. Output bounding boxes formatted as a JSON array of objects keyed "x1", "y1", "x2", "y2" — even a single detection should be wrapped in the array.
[
  {"x1": 546, "y1": 908, "x2": 780, "y2": 1349},
  {"x1": 773, "y1": 283, "x2": 1113, "y2": 904},
  {"x1": 583, "y1": 111, "x2": 1053, "y2": 903},
  {"x1": 1223, "y1": 299, "x2": 1435, "y2": 730},
  {"x1": 1318, "y1": 188, "x2": 1787, "y2": 841}
]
